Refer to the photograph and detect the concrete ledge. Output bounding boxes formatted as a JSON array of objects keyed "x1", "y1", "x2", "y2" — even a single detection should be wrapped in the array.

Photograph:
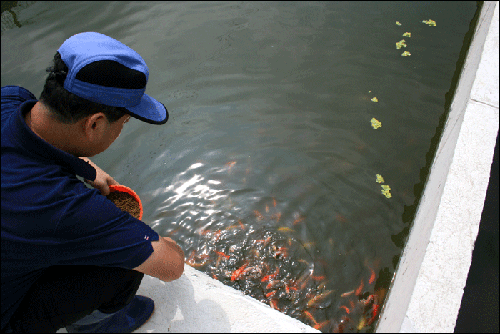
[
  {"x1": 377, "y1": 2, "x2": 499, "y2": 332},
  {"x1": 133, "y1": 266, "x2": 319, "y2": 333}
]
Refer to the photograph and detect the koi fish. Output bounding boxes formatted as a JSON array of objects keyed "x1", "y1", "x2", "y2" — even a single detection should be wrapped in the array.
[
  {"x1": 269, "y1": 299, "x2": 279, "y2": 310},
  {"x1": 274, "y1": 247, "x2": 288, "y2": 258},
  {"x1": 292, "y1": 216, "x2": 305, "y2": 225},
  {"x1": 367, "y1": 304, "x2": 380, "y2": 325},
  {"x1": 271, "y1": 212, "x2": 281, "y2": 222},
  {"x1": 215, "y1": 251, "x2": 230, "y2": 259},
  {"x1": 355, "y1": 279, "x2": 364, "y2": 296},
  {"x1": 225, "y1": 161, "x2": 236, "y2": 170},
  {"x1": 231, "y1": 261, "x2": 249, "y2": 281},
  {"x1": 277, "y1": 226, "x2": 294, "y2": 233},
  {"x1": 273, "y1": 198, "x2": 277, "y2": 207},
  {"x1": 339, "y1": 305, "x2": 350, "y2": 314},
  {"x1": 255, "y1": 236, "x2": 271, "y2": 245},
  {"x1": 303, "y1": 310, "x2": 317, "y2": 325},
  {"x1": 265, "y1": 290, "x2": 276, "y2": 298},
  {"x1": 369, "y1": 267, "x2": 376, "y2": 284},
  {"x1": 335, "y1": 214, "x2": 347, "y2": 223},
  {"x1": 254, "y1": 210, "x2": 264, "y2": 220},
  {"x1": 186, "y1": 259, "x2": 208, "y2": 267},
  {"x1": 306, "y1": 290, "x2": 333, "y2": 308},
  {"x1": 310, "y1": 275, "x2": 326, "y2": 281},
  {"x1": 341, "y1": 289, "x2": 355, "y2": 298},
  {"x1": 238, "y1": 220, "x2": 245, "y2": 230},
  {"x1": 261, "y1": 268, "x2": 279, "y2": 282},
  {"x1": 314, "y1": 320, "x2": 330, "y2": 330}
]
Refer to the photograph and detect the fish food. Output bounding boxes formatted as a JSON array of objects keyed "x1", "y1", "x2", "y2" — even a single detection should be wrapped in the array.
[{"x1": 106, "y1": 190, "x2": 141, "y2": 219}]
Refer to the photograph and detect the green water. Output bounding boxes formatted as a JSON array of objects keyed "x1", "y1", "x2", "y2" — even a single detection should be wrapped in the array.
[{"x1": 1, "y1": 1, "x2": 477, "y2": 331}]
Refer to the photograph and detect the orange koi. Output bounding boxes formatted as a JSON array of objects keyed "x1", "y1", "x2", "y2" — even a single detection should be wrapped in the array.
[
  {"x1": 285, "y1": 283, "x2": 290, "y2": 294},
  {"x1": 265, "y1": 290, "x2": 276, "y2": 298},
  {"x1": 269, "y1": 299, "x2": 279, "y2": 310},
  {"x1": 273, "y1": 198, "x2": 277, "y2": 207},
  {"x1": 274, "y1": 247, "x2": 288, "y2": 258},
  {"x1": 266, "y1": 280, "x2": 279, "y2": 289},
  {"x1": 355, "y1": 279, "x2": 364, "y2": 296},
  {"x1": 278, "y1": 226, "x2": 294, "y2": 233},
  {"x1": 225, "y1": 161, "x2": 236, "y2": 170},
  {"x1": 271, "y1": 212, "x2": 281, "y2": 222},
  {"x1": 215, "y1": 251, "x2": 230, "y2": 259},
  {"x1": 306, "y1": 290, "x2": 333, "y2": 308},
  {"x1": 369, "y1": 267, "x2": 376, "y2": 284},
  {"x1": 186, "y1": 259, "x2": 208, "y2": 267},
  {"x1": 255, "y1": 236, "x2": 271, "y2": 245},
  {"x1": 231, "y1": 261, "x2": 249, "y2": 281},
  {"x1": 214, "y1": 230, "x2": 221, "y2": 241},
  {"x1": 314, "y1": 320, "x2": 330, "y2": 330},
  {"x1": 238, "y1": 220, "x2": 245, "y2": 230},
  {"x1": 367, "y1": 304, "x2": 380, "y2": 325},
  {"x1": 292, "y1": 216, "x2": 305, "y2": 225},
  {"x1": 341, "y1": 289, "x2": 354, "y2": 297},
  {"x1": 303, "y1": 310, "x2": 317, "y2": 325},
  {"x1": 261, "y1": 268, "x2": 279, "y2": 282},
  {"x1": 310, "y1": 275, "x2": 326, "y2": 281},
  {"x1": 254, "y1": 210, "x2": 264, "y2": 220},
  {"x1": 336, "y1": 214, "x2": 347, "y2": 223},
  {"x1": 168, "y1": 227, "x2": 181, "y2": 236},
  {"x1": 199, "y1": 228, "x2": 210, "y2": 235},
  {"x1": 265, "y1": 204, "x2": 269, "y2": 213},
  {"x1": 339, "y1": 305, "x2": 350, "y2": 314}
]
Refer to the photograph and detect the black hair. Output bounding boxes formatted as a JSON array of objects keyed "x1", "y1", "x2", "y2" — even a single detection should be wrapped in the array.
[{"x1": 39, "y1": 52, "x2": 129, "y2": 124}]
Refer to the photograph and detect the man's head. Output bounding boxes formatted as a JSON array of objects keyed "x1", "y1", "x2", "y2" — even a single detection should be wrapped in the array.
[{"x1": 30, "y1": 32, "x2": 168, "y2": 157}]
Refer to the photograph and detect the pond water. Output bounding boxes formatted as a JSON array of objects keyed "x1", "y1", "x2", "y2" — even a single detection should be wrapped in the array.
[{"x1": 1, "y1": 1, "x2": 478, "y2": 332}]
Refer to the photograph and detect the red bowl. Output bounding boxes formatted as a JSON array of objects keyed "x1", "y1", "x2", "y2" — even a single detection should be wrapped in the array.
[{"x1": 109, "y1": 185, "x2": 143, "y2": 220}]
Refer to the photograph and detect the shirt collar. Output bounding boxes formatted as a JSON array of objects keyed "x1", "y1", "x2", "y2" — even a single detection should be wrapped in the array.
[{"x1": 12, "y1": 100, "x2": 97, "y2": 181}]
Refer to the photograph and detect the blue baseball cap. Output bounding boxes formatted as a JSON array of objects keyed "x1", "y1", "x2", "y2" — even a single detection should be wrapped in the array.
[{"x1": 57, "y1": 32, "x2": 168, "y2": 124}]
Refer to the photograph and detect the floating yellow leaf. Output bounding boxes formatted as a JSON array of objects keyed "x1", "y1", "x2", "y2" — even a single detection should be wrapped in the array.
[
  {"x1": 403, "y1": 32, "x2": 411, "y2": 37},
  {"x1": 422, "y1": 19, "x2": 436, "y2": 26},
  {"x1": 371, "y1": 97, "x2": 378, "y2": 102},
  {"x1": 376, "y1": 174, "x2": 384, "y2": 183},
  {"x1": 396, "y1": 39, "x2": 407, "y2": 49},
  {"x1": 381, "y1": 185, "x2": 392, "y2": 198},
  {"x1": 396, "y1": 21, "x2": 402, "y2": 26},
  {"x1": 371, "y1": 118, "x2": 382, "y2": 129},
  {"x1": 401, "y1": 51, "x2": 411, "y2": 56}
]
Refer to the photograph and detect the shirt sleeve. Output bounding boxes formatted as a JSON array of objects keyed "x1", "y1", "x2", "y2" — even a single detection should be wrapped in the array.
[{"x1": 52, "y1": 181, "x2": 160, "y2": 269}]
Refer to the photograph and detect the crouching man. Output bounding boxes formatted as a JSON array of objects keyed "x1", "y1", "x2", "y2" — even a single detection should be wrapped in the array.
[{"x1": 1, "y1": 32, "x2": 184, "y2": 333}]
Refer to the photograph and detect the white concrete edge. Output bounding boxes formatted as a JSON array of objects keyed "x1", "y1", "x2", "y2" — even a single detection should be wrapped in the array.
[{"x1": 377, "y1": 1, "x2": 499, "y2": 333}]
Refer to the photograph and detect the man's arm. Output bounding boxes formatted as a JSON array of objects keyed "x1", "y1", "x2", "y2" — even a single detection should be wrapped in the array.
[
  {"x1": 79, "y1": 157, "x2": 119, "y2": 196},
  {"x1": 133, "y1": 237, "x2": 185, "y2": 282}
]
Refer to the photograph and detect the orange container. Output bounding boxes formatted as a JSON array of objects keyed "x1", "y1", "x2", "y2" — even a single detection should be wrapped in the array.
[{"x1": 108, "y1": 185, "x2": 143, "y2": 220}]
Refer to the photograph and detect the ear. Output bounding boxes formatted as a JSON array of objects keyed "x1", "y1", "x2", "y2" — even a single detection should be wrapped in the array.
[{"x1": 82, "y1": 112, "x2": 108, "y2": 141}]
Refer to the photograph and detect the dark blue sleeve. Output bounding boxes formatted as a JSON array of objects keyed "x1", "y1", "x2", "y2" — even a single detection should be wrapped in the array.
[{"x1": 51, "y1": 181, "x2": 160, "y2": 269}]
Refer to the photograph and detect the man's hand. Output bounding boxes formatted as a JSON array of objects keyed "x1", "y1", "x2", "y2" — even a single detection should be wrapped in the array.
[{"x1": 80, "y1": 157, "x2": 119, "y2": 196}]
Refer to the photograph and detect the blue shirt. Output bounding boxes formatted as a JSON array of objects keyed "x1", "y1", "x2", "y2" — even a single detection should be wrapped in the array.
[{"x1": 1, "y1": 86, "x2": 159, "y2": 331}]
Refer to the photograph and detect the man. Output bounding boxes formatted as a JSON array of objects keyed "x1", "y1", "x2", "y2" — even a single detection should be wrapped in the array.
[{"x1": 1, "y1": 32, "x2": 185, "y2": 333}]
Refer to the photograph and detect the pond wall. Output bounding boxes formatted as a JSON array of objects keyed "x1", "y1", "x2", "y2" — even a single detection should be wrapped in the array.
[{"x1": 377, "y1": 1, "x2": 499, "y2": 332}]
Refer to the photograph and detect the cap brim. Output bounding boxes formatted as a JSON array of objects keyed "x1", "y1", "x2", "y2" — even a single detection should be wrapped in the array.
[{"x1": 126, "y1": 93, "x2": 169, "y2": 124}]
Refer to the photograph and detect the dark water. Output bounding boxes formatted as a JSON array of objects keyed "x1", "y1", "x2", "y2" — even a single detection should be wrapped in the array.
[{"x1": 1, "y1": 1, "x2": 477, "y2": 331}]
